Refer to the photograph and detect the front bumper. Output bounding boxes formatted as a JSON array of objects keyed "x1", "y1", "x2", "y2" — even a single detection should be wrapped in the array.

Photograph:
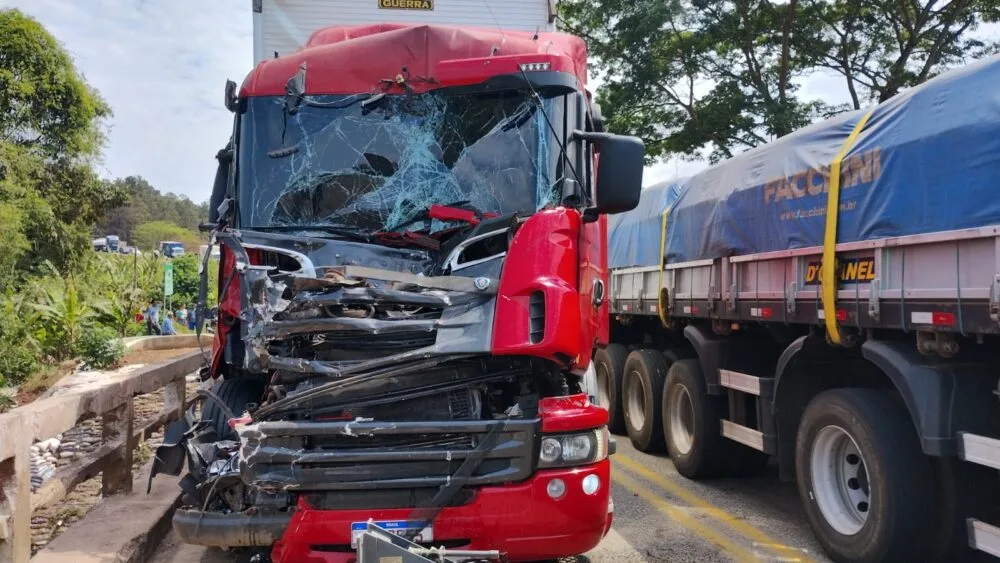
[{"x1": 270, "y1": 459, "x2": 612, "y2": 563}]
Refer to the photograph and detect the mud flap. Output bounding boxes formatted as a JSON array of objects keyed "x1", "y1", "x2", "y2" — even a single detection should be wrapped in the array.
[{"x1": 147, "y1": 416, "x2": 191, "y2": 494}]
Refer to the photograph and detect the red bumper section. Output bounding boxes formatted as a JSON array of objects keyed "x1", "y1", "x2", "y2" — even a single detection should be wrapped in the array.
[{"x1": 271, "y1": 459, "x2": 613, "y2": 563}]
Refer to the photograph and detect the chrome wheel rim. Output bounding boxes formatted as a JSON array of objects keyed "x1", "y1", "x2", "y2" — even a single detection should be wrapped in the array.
[
  {"x1": 668, "y1": 384, "x2": 695, "y2": 455},
  {"x1": 625, "y1": 370, "x2": 646, "y2": 431},
  {"x1": 810, "y1": 425, "x2": 871, "y2": 536}
]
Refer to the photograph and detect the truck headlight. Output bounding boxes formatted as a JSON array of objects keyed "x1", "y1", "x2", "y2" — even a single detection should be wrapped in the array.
[{"x1": 538, "y1": 428, "x2": 608, "y2": 468}]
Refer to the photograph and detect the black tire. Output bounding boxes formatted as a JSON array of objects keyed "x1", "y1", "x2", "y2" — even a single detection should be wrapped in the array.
[
  {"x1": 795, "y1": 389, "x2": 935, "y2": 563},
  {"x1": 926, "y1": 456, "x2": 1000, "y2": 561},
  {"x1": 594, "y1": 344, "x2": 628, "y2": 435},
  {"x1": 662, "y1": 359, "x2": 729, "y2": 478},
  {"x1": 622, "y1": 349, "x2": 669, "y2": 452},
  {"x1": 202, "y1": 378, "x2": 264, "y2": 440}
]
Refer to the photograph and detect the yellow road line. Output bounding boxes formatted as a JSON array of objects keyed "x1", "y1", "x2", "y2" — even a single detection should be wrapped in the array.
[
  {"x1": 613, "y1": 469, "x2": 756, "y2": 562},
  {"x1": 614, "y1": 453, "x2": 813, "y2": 562}
]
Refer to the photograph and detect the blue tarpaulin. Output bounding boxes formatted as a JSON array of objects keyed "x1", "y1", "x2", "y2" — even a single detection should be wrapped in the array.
[
  {"x1": 609, "y1": 54, "x2": 1000, "y2": 267},
  {"x1": 607, "y1": 181, "x2": 684, "y2": 269}
]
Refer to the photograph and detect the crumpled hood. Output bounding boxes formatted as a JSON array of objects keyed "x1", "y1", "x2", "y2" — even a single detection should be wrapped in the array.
[{"x1": 224, "y1": 227, "x2": 510, "y2": 391}]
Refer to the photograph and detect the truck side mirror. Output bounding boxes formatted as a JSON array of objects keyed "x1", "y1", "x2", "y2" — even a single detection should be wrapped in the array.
[
  {"x1": 224, "y1": 80, "x2": 239, "y2": 113},
  {"x1": 209, "y1": 143, "x2": 234, "y2": 224},
  {"x1": 573, "y1": 131, "x2": 644, "y2": 218},
  {"x1": 589, "y1": 101, "x2": 605, "y2": 133}
]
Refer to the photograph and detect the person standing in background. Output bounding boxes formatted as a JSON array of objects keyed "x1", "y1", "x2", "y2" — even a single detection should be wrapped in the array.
[{"x1": 145, "y1": 299, "x2": 161, "y2": 335}]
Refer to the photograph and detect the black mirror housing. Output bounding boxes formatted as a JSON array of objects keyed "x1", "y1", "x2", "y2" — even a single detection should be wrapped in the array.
[
  {"x1": 589, "y1": 101, "x2": 605, "y2": 133},
  {"x1": 285, "y1": 63, "x2": 307, "y2": 115},
  {"x1": 224, "y1": 80, "x2": 239, "y2": 113},
  {"x1": 574, "y1": 131, "x2": 644, "y2": 217}
]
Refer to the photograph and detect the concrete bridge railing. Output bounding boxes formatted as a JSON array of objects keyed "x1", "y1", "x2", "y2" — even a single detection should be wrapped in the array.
[{"x1": 0, "y1": 336, "x2": 204, "y2": 562}]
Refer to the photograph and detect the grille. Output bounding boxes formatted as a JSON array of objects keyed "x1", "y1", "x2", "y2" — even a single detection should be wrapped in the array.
[
  {"x1": 239, "y1": 419, "x2": 538, "y2": 492},
  {"x1": 529, "y1": 291, "x2": 545, "y2": 344}
]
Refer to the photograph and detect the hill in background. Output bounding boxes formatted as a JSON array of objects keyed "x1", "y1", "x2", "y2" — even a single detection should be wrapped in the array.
[{"x1": 94, "y1": 176, "x2": 208, "y2": 251}]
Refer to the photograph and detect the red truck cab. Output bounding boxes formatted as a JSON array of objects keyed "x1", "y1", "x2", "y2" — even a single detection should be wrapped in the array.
[{"x1": 152, "y1": 23, "x2": 643, "y2": 562}]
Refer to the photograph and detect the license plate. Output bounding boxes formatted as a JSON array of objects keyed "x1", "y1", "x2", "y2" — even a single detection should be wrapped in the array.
[{"x1": 351, "y1": 520, "x2": 434, "y2": 547}]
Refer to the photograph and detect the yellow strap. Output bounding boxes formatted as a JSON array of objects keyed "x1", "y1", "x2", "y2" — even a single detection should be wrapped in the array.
[
  {"x1": 658, "y1": 208, "x2": 670, "y2": 327},
  {"x1": 822, "y1": 109, "x2": 875, "y2": 344}
]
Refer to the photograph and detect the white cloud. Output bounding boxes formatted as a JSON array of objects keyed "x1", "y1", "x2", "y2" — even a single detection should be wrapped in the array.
[{"x1": 5, "y1": 0, "x2": 252, "y2": 204}]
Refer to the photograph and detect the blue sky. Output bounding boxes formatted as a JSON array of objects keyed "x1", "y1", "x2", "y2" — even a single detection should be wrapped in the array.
[
  {"x1": 4, "y1": 1, "x2": 993, "y2": 204},
  {"x1": 5, "y1": 0, "x2": 253, "y2": 204}
]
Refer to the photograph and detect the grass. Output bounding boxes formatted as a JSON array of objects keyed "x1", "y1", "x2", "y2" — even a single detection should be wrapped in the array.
[
  {"x1": 18, "y1": 360, "x2": 80, "y2": 401},
  {"x1": 133, "y1": 441, "x2": 153, "y2": 467}
]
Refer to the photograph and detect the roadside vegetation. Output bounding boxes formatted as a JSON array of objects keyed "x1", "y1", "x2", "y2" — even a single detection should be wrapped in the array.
[
  {"x1": 560, "y1": 0, "x2": 1000, "y2": 163},
  {"x1": 0, "y1": 9, "x2": 215, "y2": 405}
]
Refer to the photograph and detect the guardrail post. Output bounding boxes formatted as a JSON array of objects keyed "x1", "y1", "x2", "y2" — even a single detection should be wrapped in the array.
[
  {"x1": 101, "y1": 401, "x2": 134, "y2": 497},
  {"x1": 0, "y1": 418, "x2": 31, "y2": 563},
  {"x1": 163, "y1": 378, "x2": 186, "y2": 421}
]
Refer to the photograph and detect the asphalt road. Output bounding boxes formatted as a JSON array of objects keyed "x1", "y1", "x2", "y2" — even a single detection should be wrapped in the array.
[{"x1": 150, "y1": 437, "x2": 828, "y2": 563}]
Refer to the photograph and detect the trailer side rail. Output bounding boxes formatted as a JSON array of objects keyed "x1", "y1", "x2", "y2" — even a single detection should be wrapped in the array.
[{"x1": 610, "y1": 225, "x2": 1000, "y2": 335}]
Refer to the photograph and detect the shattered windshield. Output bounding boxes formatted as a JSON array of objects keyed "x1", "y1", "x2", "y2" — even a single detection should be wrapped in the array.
[{"x1": 237, "y1": 88, "x2": 565, "y2": 233}]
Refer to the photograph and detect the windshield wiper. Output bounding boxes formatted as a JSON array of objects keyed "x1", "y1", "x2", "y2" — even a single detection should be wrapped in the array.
[
  {"x1": 244, "y1": 225, "x2": 373, "y2": 243},
  {"x1": 499, "y1": 100, "x2": 539, "y2": 132}
]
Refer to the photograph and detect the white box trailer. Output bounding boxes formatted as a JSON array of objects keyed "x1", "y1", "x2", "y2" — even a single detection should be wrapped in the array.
[{"x1": 252, "y1": 0, "x2": 558, "y2": 65}]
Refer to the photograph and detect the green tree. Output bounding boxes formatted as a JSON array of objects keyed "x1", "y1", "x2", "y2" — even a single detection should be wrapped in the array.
[
  {"x1": 0, "y1": 9, "x2": 123, "y2": 278},
  {"x1": 88, "y1": 253, "x2": 156, "y2": 336},
  {"x1": 33, "y1": 276, "x2": 95, "y2": 361},
  {"x1": 806, "y1": 0, "x2": 1000, "y2": 109},
  {"x1": 560, "y1": 0, "x2": 825, "y2": 162},
  {"x1": 95, "y1": 175, "x2": 209, "y2": 241},
  {"x1": 560, "y1": 0, "x2": 999, "y2": 163},
  {"x1": 0, "y1": 8, "x2": 110, "y2": 159},
  {"x1": 171, "y1": 253, "x2": 201, "y2": 305}
]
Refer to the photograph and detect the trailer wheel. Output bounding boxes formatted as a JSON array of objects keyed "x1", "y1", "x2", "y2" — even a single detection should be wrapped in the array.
[
  {"x1": 622, "y1": 349, "x2": 669, "y2": 452},
  {"x1": 594, "y1": 344, "x2": 628, "y2": 435},
  {"x1": 662, "y1": 359, "x2": 728, "y2": 478},
  {"x1": 796, "y1": 389, "x2": 935, "y2": 562},
  {"x1": 202, "y1": 377, "x2": 264, "y2": 441}
]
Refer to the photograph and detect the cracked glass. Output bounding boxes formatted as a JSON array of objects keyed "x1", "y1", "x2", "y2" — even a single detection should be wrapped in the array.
[{"x1": 237, "y1": 89, "x2": 566, "y2": 233}]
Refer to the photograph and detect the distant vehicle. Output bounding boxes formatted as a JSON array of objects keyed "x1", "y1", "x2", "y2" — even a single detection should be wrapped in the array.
[
  {"x1": 159, "y1": 241, "x2": 185, "y2": 258},
  {"x1": 92, "y1": 235, "x2": 122, "y2": 253}
]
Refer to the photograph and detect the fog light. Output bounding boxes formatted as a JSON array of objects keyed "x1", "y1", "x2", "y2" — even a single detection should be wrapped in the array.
[
  {"x1": 546, "y1": 478, "x2": 566, "y2": 499},
  {"x1": 582, "y1": 474, "x2": 601, "y2": 495}
]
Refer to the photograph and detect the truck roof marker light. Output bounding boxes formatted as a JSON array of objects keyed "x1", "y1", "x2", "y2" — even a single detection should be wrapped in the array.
[
  {"x1": 519, "y1": 62, "x2": 551, "y2": 72},
  {"x1": 433, "y1": 53, "x2": 573, "y2": 87}
]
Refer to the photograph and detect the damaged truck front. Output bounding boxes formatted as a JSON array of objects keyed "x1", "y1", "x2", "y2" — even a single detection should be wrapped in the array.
[{"x1": 152, "y1": 23, "x2": 643, "y2": 562}]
